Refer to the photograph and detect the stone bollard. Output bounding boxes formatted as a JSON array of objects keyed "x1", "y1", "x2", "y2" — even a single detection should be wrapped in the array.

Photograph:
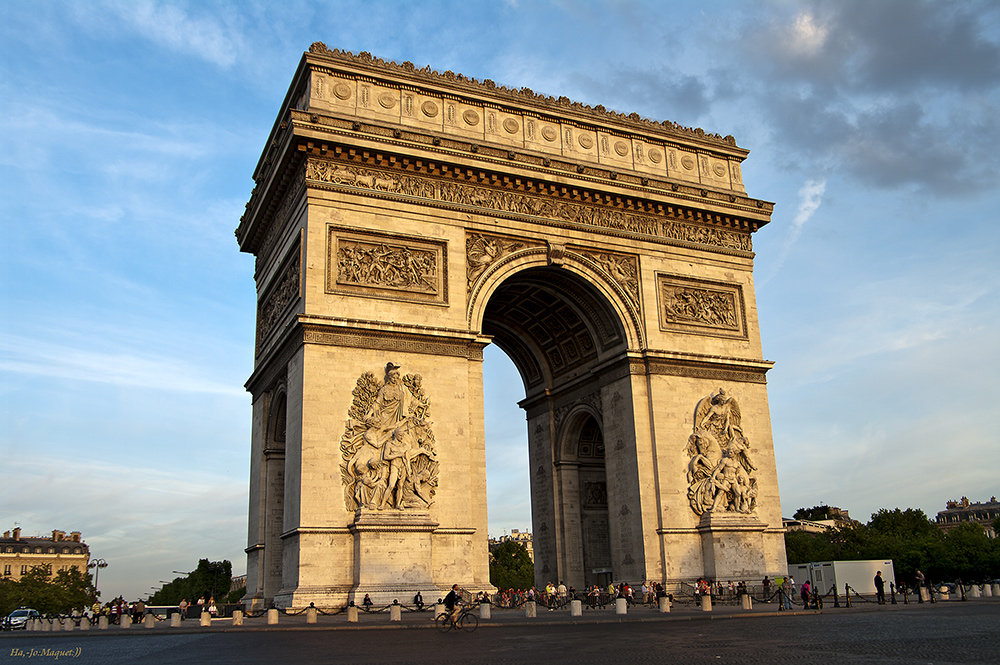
[
  {"x1": 65, "y1": 617, "x2": 75, "y2": 631},
  {"x1": 80, "y1": 617, "x2": 90, "y2": 631},
  {"x1": 232, "y1": 610, "x2": 244, "y2": 626},
  {"x1": 306, "y1": 606, "x2": 318, "y2": 624},
  {"x1": 121, "y1": 613, "x2": 131, "y2": 629},
  {"x1": 919, "y1": 587, "x2": 930, "y2": 603},
  {"x1": 982, "y1": 584, "x2": 992, "y2": 598},
  {"x1": 968, "y1": 585, "x2": 981, "y2": 599},
  {"x1": 434, "y1": 603, "x2": 445, "y2": 620},
  {"x1": 615, "y1": 598, "x2": 627, "y2": 615},
  {"x1": 659, "y1": 596, "x2": 671, "y2": 613},
  {"x1": 525, "y1": 601, "x2": 537, "y2": 618},
  {"x1": 144, "y1": 614, "x2": 155, "y2": 628},
  {"x1": 389, "y1": 605, "x2": 401, "y2": 622},
  {"x1": 347, "y1": 606, "x2": 359, "y2": 623},
  {"x1": 98, "y1": 616, "x2": 109, "y2": 630},
  {"x1": 701, "y1": 595, "x2": 712, "y2": 612},
  {"x1": 266, "y1": 608, "x2": 279, "y2": 625},
  {"x1": 200, "y1": 611, "x2": 211, "y2": 627},
  {"x1": 570, "y1": 599, "x2": 582, "y2": 616},
  {"x1": 170, "y1": 613, "x2": 181, "y2": 628},
  {"x1": 741, "y1": 594, "x2": 753, "y2": 610},
  {"x1": 479, "y1": 603, "x2": 491, "y2": 620},
  {"x1": 41, "y1": 619, "x2": 50, "y2": 632}
]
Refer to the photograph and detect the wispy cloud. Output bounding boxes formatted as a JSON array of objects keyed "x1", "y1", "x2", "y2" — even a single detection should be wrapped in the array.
[
  {"x1": 102, "y1": 0, "x2": 245, "y2": 68},
  {"x1": 0, "y1": 334, "x2": 245, "y2": 396},
  {"x1": 761, "y1": 179, "x2": 826, "y2": 284}
]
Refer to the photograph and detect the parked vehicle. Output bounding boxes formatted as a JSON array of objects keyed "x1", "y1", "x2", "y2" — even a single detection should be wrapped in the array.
[{"x1": 3, "y1": 608, "x2": 40, "y2": 630}]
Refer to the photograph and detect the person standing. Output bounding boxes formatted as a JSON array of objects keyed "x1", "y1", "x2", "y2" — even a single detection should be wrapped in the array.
[
  {"x1": 178, "y1": 598, "x2": 188, "y2": 621},
  {"x1": 800, "y1": 580, "x2": 811, "y2": 607},
  {"x1": 915, "y1": 570, "x2": 926, "y2": 603},
  {"x1": 874, "y1": 571, "x2": 886, "y2": 604}
]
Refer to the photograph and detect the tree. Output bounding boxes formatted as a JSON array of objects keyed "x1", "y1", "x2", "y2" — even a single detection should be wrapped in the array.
[
  {"x1": 793, "y1": 505, "x2": 836, "y2": 521},
  {"x1": 0, "y1": 566, "x2": 95, "y2": 615},
  {"x1": 148, "y1": 559, "x2": 232, "y2": 606},
  {"x1": 489, "y1": 541, "x2": 534, "y2": 591}
]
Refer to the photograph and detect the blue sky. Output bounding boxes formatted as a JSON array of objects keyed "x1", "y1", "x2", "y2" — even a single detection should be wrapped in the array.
[{"x1": 2, "y1": 0, "x2": 998, "y2": 601}]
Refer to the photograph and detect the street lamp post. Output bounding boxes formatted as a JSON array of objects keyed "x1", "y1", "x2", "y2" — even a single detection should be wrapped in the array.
[{"x1": 88, "y1": 559, "x2": 108, "y2": 601}]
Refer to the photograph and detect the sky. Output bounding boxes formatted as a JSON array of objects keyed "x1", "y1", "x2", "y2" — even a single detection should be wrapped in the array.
[{"x1": 2, "y1": 0, "x2": 998, "y2": 602}]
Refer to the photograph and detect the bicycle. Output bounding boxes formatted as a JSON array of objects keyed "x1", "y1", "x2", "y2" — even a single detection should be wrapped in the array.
[{"x1": 435, "y1": 603, "x2": 478, "y2": 633}]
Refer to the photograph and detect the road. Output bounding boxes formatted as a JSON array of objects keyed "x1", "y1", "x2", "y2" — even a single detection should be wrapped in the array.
[{"x1": 2, "y1": 602, "x2": 997, "y2": 664}]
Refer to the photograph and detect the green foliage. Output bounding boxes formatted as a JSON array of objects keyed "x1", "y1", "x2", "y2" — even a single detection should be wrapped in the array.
[
  {"x1": 489, "y1": 541, "x2": 534, "y2": 591},
  {"x1": 793, "y1": 505, "x2": 836, "y2": 521},
  {"x1": 784, "y1": 507, "x2": 1000, "y2": 583},
  {"x1": 0, "y1": 566, "x2": 95, "y2": 616},
  {"x1": 147, "y1": 559, "x2": 232, "y2": 606}
]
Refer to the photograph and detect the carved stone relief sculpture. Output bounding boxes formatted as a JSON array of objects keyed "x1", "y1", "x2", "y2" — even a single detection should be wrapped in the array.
[
  {"x1": 340, "y1": 363, "x2": 439, "y2": 512},
  {"x1": 337, "y1": 240, "x2": 437, "y2": 293},
  {"x1": 466, "y1": 233, "x2": 525, "y2": 290},
  {"x1": 685, "y1": 388, "x2": 757, "y2": 516},
  {"x1": 663, "y1": 286, "x2": 737, "y2": 329}
]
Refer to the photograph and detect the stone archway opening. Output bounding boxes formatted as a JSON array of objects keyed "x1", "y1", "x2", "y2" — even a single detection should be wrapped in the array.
[{"x1": 480, "y1": 265, "x2": 632, "y2": 590}]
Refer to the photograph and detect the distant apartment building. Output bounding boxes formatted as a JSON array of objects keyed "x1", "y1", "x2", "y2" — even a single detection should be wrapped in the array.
[
  {"x1": 935, "y1": 497, "x2": 999, "y2": 538},
  {"x1": 488, "y1": 529, "x2": 534, "y2": 562},
  {"x1": 0, "y1": 528, "x2": 91, "y2": 580}
]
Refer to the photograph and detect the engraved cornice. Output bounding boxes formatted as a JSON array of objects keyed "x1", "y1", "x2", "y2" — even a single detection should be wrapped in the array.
[
  {"x1": 306, "y1": 42, "x2": 742, "y2": 152},
  {"x1": 644, "y1": 350, "x2": 772, "y2": 384},
  {"x1": 300, "y1": 320, "x2": 483, "y2": 359}
]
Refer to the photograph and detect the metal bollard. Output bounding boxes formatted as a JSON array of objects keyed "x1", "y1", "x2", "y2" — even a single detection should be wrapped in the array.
[
  {"x1": 659, "y1": 596, "x2": 671, "y2": 613},
  {"x1": 480, "y1": 603, "x2": 491, "y2": 620},
  {"x1": 525, "y1": 601, "x2": 537, "y2": 618},
  {"x1": 266, "y1": 608, "x2": 279, "y2": 625},
  {"x1": 200, "y1": 611, "x2": 211, "y2": 626},
  {"x1": 570, "y1": 600, "x2": 582, "y2": 616},
  {"x1": 232, "y1": 610, "x2": 244, "y2": 626},
  {"x1": 347, "y1": 606, "x2": 359, "y2": 623},
  {"x1": 845, "y1": 584, "x2": 851, "y2": 608},
  {"x1": 170, "y1": 613, "x2": 181, "y2": 627},
  {"x1": 306, "y1": 606, "x2": 318, "y2": 624}
]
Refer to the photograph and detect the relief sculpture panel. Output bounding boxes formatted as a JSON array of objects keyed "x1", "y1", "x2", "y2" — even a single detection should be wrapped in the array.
[
  {"x1": 327, "y1": 226, "x2": 447, "y2": 304},
  {"x1": 656, "y1": 274, "x2": 747, "y2": 339},
  {"x1": 685, "y1": 388, "x2": 758, "y2": 516},
  {"x1": 340, "y1": 362, "x2": 439, "y2": 512}
]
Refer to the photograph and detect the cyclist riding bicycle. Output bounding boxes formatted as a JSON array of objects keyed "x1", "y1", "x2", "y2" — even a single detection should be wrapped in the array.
[{"x1": 444, "y1": 584, "x2": 462, "y2": 621}]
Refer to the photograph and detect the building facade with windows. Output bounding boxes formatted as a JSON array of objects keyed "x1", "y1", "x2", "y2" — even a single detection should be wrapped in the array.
[
  {"x1": 935, "y1": 497, "x2": 999, "y2": 538},
  {"x1": 0, "y1": 528, "x2": 90, "y2": 580}
]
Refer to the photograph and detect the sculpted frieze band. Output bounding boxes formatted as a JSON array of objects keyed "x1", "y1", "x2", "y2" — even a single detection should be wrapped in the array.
[
  {"x1": 657, "y1": 274, "x2": 747, "y2": 339},
  {"x1": 307, "y1": 159, "x2": 751, "y2": 253}
]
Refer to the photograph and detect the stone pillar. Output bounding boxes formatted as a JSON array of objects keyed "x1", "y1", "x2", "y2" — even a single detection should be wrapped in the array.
[
  {"x1": 200, "y1": 611, "x2": 211, "y2": 626},
  {"x1": 525, "y1": 601, "x2": 537, "y2": 618},
  {"x1": 389, "y1": 605, "x2": 401, "y2": 622},
  {"x1": 659, "y1": 596, "x2": 671, "y2": 613},
  {"x1": 570, "y1": 600, "x2": 582, "y2": 616},
  {"x1": 98, "y1": 616, "x2": 109, "y2": 630},
  {"x1": 741, "y1": 594, "x2": 753, "y2": 610},
  {"x1": 701, "y1": 595, "x2": 712, "y2": 612},
  {"x1": 266, "y1": 608, "x2": 279, "y2": 624},
  {"x1": 347, "y1": 606, "x2": 359, "y2": 623},
  {"x1": 306, "y1": 606, "x2": 318, "y2": 624},
  {"x1": 232, "y1": 610, "x2": 244, "y2": 626},
  {"x1": 80, "y1": 617, "x2": 90, "y2": 631},
  {"x1": 144, "y1": 614, "x2": 155, "y2": 628},
  {"x1": 170, "y1": 613, "x2": 181, "y2": 628},
  {"x1": 615, "y1": 598, "x2": 627, "y2": 615},
  {"x1": 479, "y1": 603, "x2": 491, "y2": 620}
]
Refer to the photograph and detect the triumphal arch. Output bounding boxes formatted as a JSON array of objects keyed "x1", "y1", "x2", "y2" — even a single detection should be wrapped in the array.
[{"x1": 236, "y1": 43, "x2": 785, "y2": 609}]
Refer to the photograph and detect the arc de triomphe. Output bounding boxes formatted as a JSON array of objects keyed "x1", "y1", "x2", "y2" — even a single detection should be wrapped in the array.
[{"x1": 236, "y1": 43, "x2": 786, "y2": 609}]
